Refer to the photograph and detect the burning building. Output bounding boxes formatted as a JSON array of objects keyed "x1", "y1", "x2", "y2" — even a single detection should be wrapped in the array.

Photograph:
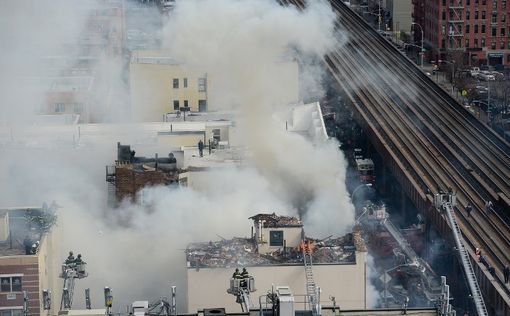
[
  {"x1": 186, "y1": 213, "x2": 368, "y2": 313},
  {"x1": 0, "y1": 205, "x2": 61, "y2": 316}
]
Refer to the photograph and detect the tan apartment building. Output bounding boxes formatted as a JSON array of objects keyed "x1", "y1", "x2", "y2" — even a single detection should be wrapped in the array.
[
  {"x1": 0, "y1": 207, "x2": 61, "y2": 316},
  {"x1": 186, "y1": 213, "x2": 368, "y2": 313},
  {"x1": 129, "y1": 50, "x2": 299, "y2": 122},
  {"x1": 130, "y1": 51, "x2": 209, "y2": 121}
]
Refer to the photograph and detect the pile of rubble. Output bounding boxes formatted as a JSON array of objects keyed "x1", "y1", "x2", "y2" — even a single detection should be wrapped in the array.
[
  {"x1": 186, "y1": 233, "x2": 360, "y2": 268},
  {"x1": 249, "y1": 213, "x2": 302, "y2": 228},
  {"x1": 187, "y1": 238, "x2": 271, "y2": 268},
  {"x1": 310, "y1": 235, "x2": 357, "y2": 263}
]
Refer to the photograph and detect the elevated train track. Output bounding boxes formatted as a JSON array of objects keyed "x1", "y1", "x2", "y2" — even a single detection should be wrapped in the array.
[{"x1": 282, "y1": 0, "x2": 510, "y2": 314}]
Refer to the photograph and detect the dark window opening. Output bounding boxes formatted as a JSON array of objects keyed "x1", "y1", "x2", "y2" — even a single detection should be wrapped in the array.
[{"x1": 269, "y1": 231, "x2": 284, "y2": 246}]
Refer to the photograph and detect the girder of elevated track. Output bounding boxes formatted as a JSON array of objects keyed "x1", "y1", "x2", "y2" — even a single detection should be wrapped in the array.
[{"x1": 282, "y1": 0, "x2": 510, "y2": 314}]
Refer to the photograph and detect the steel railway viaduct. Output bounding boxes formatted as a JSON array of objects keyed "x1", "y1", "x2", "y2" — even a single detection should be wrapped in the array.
[{"x1": 283, "y1": 0, "x2": 510, "y2": 314}]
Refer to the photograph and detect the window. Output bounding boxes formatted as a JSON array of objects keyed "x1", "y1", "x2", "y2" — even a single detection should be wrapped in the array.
[
  {"x1": 467, "y1": 0, "x2": 470, "y2": 5},
  {"x1": 501, "y1": 40, "x2": 505, "y2": 49},
  {"x1": 1, "y1": 276, "x2": 22, "y2": 292},
  {"x1": 172, "y1": 78, "x2": 179, "y2": 89},
  {"x1": 502, "y1": 13, "x2": 506, "y2": 22},
  {"x1": 482, "y1": 0, "x2": 486, "y2": 4},
  {"x1": 198, "y1": 78, "x2": 207, "y2": 92},
  {"x1": 73, "y1": 103, "x2": 83, "y2": 114},
  {"x1": 491, "y1": 41, "x2": 496, "y2": 49},
  {"x1": 475, "y1": 0, "x2": 479, "y2": 5},
  {"x1": 0, "y1": 310, "x2": 23, "y2": 316},
  {"x1": 491, "y1": 12, "x2": 497, "y2": 23},
  {"x1": 173, "y1": 100, "x2": 179, "y2": 110},
  {"x1": 466, "y1": 24, "x2": 470, "y2": 33},
  {"x1": 198, "y1": 100, "x2": 207, "y2": 112},
  {"x1": 466, "y1": 10, "x2": 470, "y2": 19},
  {"x1": 475, "y1": 10, "x2": 479, "y2": 19},
  {"x1": 184, "y1": 100, "x2": 189, "y2": 108},
  {"x1": 475, "y1": 24, "x2": 479, "y2": 33},
  {"x1": 442, "y1": 0, "x2": 446, "y2": 5},
  {"x1": 482, "y1": 24, "x2": 486, "y2": 33},
  {"x1": 54, "y1": 103, "x2": 65, "y2": 113},
  {"x1": 502, "y1": 28, "x2": 506, "y2": 36},
  {"x1": 503, "y1": 1, "x2": 507, "y2": 8},
  {"x1": 442, "y1": 39, "x2": 446, "y2": 48},
  {"x1": 508, "y1": 54, "x2": 510, "y2": 62},
  {"x1": 269, "y1": 230, "x2": 284, "y2": 246},
  {"x1": 442, "y1": 10, "x2": 447, "y2": 19},
  {"x1": 183, "y1": 78, "x2": 188, "y2": 88},
  {"x1": 492, "y1": 26, "x2": 497, "y2": 36},
  {"x1": 474, "y1": 38, "x2": 479, "y2": 47},
  {"x1": 465, "y1": 38, "x2": 470, "y2": 47},
  {"x1": 482, "y1": 10, "x2": 486, "y2": 19},
  {"x1": 481, "y1": 38, "x2": 486, "y2": 46}
]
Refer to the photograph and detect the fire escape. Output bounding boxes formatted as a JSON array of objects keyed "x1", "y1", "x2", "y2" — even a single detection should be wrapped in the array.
[
  {"x1": 105, "y1": 165, "x2": 116, "y2": 207},
  {"x1": 448, "y1": 0, "x2": 464, "y2": 50}
]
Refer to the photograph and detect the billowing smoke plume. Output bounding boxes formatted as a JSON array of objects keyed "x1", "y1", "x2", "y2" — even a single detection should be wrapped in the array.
[
  {"x1": 0, "y1": 0, "x2": 356, "y2": 310},
  {"x1": 162, "y1": 0, "x2": 354, "y2": 235}
]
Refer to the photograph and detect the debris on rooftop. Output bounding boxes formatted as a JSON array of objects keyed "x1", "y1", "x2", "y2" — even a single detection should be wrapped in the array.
[
  {"x1": 249, "y1": 213, "x2": 303, "y2": 227},
  {"x1": 186, "y1": 227, "x2": 360, "y2": 269}
]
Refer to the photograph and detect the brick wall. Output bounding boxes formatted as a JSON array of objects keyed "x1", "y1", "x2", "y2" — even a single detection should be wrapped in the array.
[
  {"x1": 0, "y1": 256, "x2": 40, "y2": 316},
  {"x1": 115, "y1": 166, "x2": 178, "y2": 203}
]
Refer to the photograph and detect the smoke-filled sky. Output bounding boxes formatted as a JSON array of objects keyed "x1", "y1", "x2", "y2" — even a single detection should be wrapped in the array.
[{"x1": 0, "y1": 0, "x2": 358, "y2": 311}]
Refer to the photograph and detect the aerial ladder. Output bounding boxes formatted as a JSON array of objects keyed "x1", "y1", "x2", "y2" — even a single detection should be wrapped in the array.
[
  {"x1": 60, "y1": 252, "x2": 88, "y2": 311},
  {"x1": 383, "y1": 217, "x2": 420, "y2": 265},
  {"x1": 435, "y1": 192, "x2": 488, "y2": 316},
  {"x1": 302, "y1": 240, "x2": 320, "y2": 316}
]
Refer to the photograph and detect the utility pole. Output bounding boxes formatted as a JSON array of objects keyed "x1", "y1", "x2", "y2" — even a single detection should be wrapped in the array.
[
  {"x1": 412, "y1": 22, "x2": 424, "y2": 68},
  {"x1": 487, "y1": 80, "x2": 491, "y2": 123},
  {"x1": 378, "y1": 0, "x2": 382, "y2": 31}
]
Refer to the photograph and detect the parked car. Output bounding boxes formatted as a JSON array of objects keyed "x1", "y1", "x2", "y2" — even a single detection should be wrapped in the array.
[
  {"x1": 478, "y1": 71, "x2": 495, "y2": 81},
  {"x1": 491, "y1": 71, "x2": 505, "y2": 81},
  {"x1": 470, "y1": 67, "x2": 480, "y2": 77}
]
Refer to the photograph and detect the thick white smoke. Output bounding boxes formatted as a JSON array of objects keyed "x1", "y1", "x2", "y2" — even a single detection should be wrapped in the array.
[
  {"x1": 0, "y1": 0, "x2": 356, "y2": 310},
  {"x1": 162, "y1": 0, "x2": 354, "y2": 235}
]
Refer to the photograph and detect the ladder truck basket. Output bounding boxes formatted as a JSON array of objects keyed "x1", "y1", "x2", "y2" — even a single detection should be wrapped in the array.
[{"x1": 228, "y1": 276, "x2": 256, "y2": 294}]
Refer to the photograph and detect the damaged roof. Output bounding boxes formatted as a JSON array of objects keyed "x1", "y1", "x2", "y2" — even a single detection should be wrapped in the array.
[
  {"x1": 249, "y1": 213, "x2": 303, "y2": 228},
  {"x1": 186, "y1": 233, "x2": 357, "y2": 269}
]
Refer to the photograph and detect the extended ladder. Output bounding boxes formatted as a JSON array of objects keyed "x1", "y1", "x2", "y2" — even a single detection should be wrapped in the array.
[
  {"x1": 303, "y1": 248, "x2": 318, "y2": 316},
  {"x1": 383, "y1": 218, "x2": 419, "y2": 263},
  {"x1": 59, "y1": 262, "x2": 88, "y2": 311},
  {"x1": 60, "y1": 269, "x2": 77, "y2": 310},
  {"x1": 436, "y1": 193, "x2": 488, "y2": 316}
]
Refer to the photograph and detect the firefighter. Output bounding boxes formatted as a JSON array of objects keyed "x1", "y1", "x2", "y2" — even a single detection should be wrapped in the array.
[
  {"x1": 232, "y1": 268, "x2": 242, "y2": 279},
  {"x1": 475, "y1": 247, "x2": 481, "y2": 261},
  {"x1": 65, "y1": 251, "x2": 75, "y2": 264},
  {"x1": 485, "y1": 200, "x2": 493, "y2": 214},
  {"x1": 466, "y1": 203, "x2": 473, "y2": 218},
  {"x1": 241, "y1": 268, "x2": 249, "y2": 278},
  {"x1": 75, "y1": 254, "x2": 84, "y2": 265},
  {"x1": 198, "y1": 140, "x2": 204, "y2": 157},
  {"x1": 23, "y1": 236, "x2": 32, "y2": 255}
]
